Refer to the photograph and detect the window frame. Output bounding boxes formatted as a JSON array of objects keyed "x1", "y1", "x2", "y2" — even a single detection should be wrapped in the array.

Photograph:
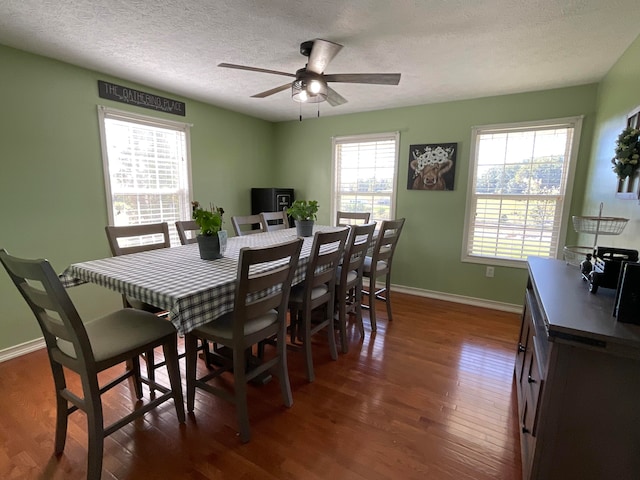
[
  {"x1": 462, "y1": 116, "x2": 583, "y2": 268},
  {"x1": 97, "y1": 106, "x2": 193, "y2": 245},
  {"x1": 331, "y1": 131, "x2": 400, "y2": 225}
]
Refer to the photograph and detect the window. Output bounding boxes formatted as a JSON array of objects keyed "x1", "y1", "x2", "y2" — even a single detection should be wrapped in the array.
[
  {"x1": 332, "y1": 132, "x2": 400, "y2": 224},
  {"x1": 98, "y1": 106, "x2": 192, "y2": 246},
  {"x1": 462, "y1": 117, "x2": 582, "y2": 267}
]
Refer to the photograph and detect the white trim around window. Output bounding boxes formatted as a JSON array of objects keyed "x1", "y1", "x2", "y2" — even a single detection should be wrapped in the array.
[
  {"x1": 97, "y1": 106, "x2": 193, "y2": 246},
  {"x1": 331, "y1": 132, "x2": 400, "y2": 225},
  {"x1": 462, "y1": 116, "x2": 583, "y2": 268}
]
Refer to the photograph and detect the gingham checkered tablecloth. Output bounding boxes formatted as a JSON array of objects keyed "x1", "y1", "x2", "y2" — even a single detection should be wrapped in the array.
[{"x1": 60, "y1": 226, "x2": 345, "y2": 334}]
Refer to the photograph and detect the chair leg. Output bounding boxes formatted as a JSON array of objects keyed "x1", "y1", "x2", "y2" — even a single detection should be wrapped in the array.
[
  {"x1": 354, "y1": 283, "x2": 365, "y2": 338},
  {"x1": 84, "y1": 380, "x2": 104, "y2": 480},
  {"x1": 327, "y1": 304, "x2": 338, "y2": 361},
  {"x1": 232, "y1": 346, "x2": 251, "y2": 443},
  {"x1": 337, "y1": 290, "x2": 349, "y2": 354},
  {"x1": 145, "y1": 348, "x2": 156, "y2": 397},
  {"x1": 131, "y1": 355, "x2": 143, "y2": 399},
  {"x1": 385, "y1": 273, "x2": 393, "y2": 322},
  {"x1": 51, "y1": 363, "x2": 68, "y2": 455},
  {"x1": 185, "y1": 333, "x2": 199, "y2": 413},
  {"x1": 302, "y1": 308, "x2": 315, "y2": 382},
  {"x1": 162, "y1": 337, "x2": 186, "y2": 423},
  {"x1": 368, "y1": 274, "x2": 377, "y2": 332}
]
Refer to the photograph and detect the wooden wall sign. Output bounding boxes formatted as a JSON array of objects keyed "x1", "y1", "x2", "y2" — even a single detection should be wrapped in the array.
[{"x1": 98, "y1": 80, "x2": 186, "y2": 116}]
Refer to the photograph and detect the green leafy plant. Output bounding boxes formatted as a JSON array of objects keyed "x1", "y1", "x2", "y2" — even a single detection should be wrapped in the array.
[
  {"x1": 611, "y1": 126, "x2": 640, "y2": 179},
  {"x1": 192, "y1": 201, "x2": 224, "y2": 236},
  {"x1": 287, "y1": 200, "x2": 319, "y2": 221}
]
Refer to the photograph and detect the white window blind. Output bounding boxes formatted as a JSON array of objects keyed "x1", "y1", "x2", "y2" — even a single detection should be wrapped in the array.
[
  {"x1": 98, "y1": 107, "x2": 192, "y2": 246},
  {"x1": 332, "y1": 132, "x2": 399, "y2": 224},
  {"x1": 463, "y1": 117, "x2": 582, "y2": 266}
]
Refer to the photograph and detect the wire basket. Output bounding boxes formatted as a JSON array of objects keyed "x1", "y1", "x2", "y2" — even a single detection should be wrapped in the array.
[
  {"x1": 563, "y1": 245, "x2": 593, "y2": 266},
  {"x1": 571, "y1": 216, "x2": 628, "y2": 235}
]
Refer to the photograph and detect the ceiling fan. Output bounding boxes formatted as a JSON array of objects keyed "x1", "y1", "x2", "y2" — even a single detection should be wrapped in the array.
[{"x1": 218, "y1": 39, "x2": 401, "y2": 107}]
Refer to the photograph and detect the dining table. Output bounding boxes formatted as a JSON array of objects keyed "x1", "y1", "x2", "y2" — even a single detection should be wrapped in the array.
[{"x1": 60, "y1": 226, "x2": 346, "y2": 334}]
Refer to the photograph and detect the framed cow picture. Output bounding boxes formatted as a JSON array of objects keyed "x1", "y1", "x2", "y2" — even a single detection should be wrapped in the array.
[{"x1": 407, "y1": 143, "x2": 457, "y2": 191}]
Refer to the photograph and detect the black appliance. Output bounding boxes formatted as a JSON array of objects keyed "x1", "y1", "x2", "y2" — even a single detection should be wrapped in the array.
[
  {"x1": 586, "y1": 246, "x2": 638, "y2": 294},
  {"x1": 251, "y1": 188, "x2": 295, "y2": 226},
  {"x1": 614, "y1": 262, "x2": 640, "y2": 324}
]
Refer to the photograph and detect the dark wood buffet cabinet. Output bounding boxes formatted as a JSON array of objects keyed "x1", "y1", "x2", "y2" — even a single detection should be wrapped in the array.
[{"x1": 515, "y1": 257, "x2": 640, "y2": 480}]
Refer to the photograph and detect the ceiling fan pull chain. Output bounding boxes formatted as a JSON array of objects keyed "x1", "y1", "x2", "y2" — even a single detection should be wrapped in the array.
[{"x1": 299, "y1": 101, "x2": 302, "y2": 122}]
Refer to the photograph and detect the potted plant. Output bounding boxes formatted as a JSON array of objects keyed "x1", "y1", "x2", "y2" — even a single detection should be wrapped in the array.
[
  {"x1": 611, "y1": 126, "x2": 640, "y2": 180},
  {"x1": 192, "y1": 201, "x2": 227, "y2": 259},
  {"x1": 287, "y1": 200, "x2": 319, "y2": 237}
]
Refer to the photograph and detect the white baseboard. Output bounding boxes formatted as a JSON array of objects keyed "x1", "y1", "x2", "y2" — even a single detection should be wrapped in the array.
[
  {"x1": 0, "y1": 337, "x2": 45, "y2": 363},
  {"x1": 389, "y1": 283, "x2": 523, "y2": 314}
]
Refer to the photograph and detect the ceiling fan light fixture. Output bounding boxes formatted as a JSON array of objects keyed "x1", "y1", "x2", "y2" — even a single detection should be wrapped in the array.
[{"x1": 292, "y1": 79, "x2": 327, "y2": 103}]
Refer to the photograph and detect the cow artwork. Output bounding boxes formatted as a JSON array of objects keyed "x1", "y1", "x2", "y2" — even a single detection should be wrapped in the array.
[{"x1": 407, "y1": 143, "x2": 457, "y2": 191}]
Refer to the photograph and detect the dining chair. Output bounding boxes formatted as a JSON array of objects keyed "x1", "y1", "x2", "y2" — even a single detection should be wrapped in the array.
[
  {"x1": 362, "y1": 218, "x2": 406, "y2": 331},
  {"x1": 288, "y1": 228, "x2": 349, "y2": 382},
  {"x1": 0, "y1": 248, "x2": 185, "y2": 480},
  {"x1": 260, "y1": 209, "x2": 289, "y2": 232},
  {"x1": 231, "y1": 214, "x2": 266, "y2": 236},
  {"x1": 335, "y1": 222, "x2": 376, "y2": 353},
  {"x1": 185, "y1": 238, "x2": 303, "y2": 443},
  {"x1": 336, "y1": 211, "x2": 371, "y2": 226},
  {"x1": 175, "y1": 219, "x2": 200, "y2": 245},
  {"x1": 105, "y1": 222, "x2": 178, "y2": 386}
]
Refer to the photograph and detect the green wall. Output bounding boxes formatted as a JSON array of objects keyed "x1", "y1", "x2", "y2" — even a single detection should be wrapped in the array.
[
  {"x1": 0, "y1": 45, "x2": 276, "y2": 351},
  {"x1": 578, "y1": 34, "x2": 640, "y2": 249},
  {"x1": 274, "y1": 86, "x2": 598, "y2": 306}
]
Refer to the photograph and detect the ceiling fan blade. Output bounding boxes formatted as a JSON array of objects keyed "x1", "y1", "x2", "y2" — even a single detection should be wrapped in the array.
[
  {"x1": 251, "y1": 83, "x2": 292, "y2": 98},
  {"x1": 218, "y1": 63, "x2": 295, "y2": 78},
  {"x1": 307, "y1": 39, "x2": 343, "y2": 74},
  {"x1": 324, "y1": 73, "x2": 401, "y2": 85},
  {"x1": 326, "y1": 87, "x2": 347, "y2": 107}
]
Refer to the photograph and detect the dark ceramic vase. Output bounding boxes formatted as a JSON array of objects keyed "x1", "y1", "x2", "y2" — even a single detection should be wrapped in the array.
[
  {"x1": 295, "y1": 220, "x2": 314, "y2": 237},
  {"x1": 196, "y1": 230, "x2": 227, "y2": 260}
]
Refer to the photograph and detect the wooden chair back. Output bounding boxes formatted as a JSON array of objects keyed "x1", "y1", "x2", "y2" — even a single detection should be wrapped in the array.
[
  {"x1": 175, "y1": 220, "x2": 199, "y2": 245},
  {"x1": 341, "y1": 222, "x2": 377, "y2": 287},
  {"x1": 369, "y1": 218, "x2": 405, "y2": 271},
  {"x1": 302, "y1": 229, "x2": 350, "y2": 302},
  {"x1": 336, "y1": 211, "x2": 371, "y2": 226},
  {"x1": 105, "y1": 222, "x2": 171, "y2": 256},
  {"x1": 233, "y1": 238, "x2": 303, "y2": 341},
  {"x1": 260, "y1": 210, "x2": 289, "y2": 232},
  {"x1": 231, "y1": 214, "x2": 266, "y2": 236},
  {"x1": 0, "y1": 248, "x2": 92, "y2": 365}
]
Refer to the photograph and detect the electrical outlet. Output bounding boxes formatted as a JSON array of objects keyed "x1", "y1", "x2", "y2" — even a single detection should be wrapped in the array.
[{"x1": 485, "y1": 266, "x2": 495, "y2": 278}]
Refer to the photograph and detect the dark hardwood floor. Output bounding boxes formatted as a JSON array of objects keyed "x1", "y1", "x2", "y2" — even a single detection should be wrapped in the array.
[{"x1": 0, "y1": 293, "x2": 523, "y2": 479}]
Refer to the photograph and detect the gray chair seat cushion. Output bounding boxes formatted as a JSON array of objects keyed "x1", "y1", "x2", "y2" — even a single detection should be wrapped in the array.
[
  {"x1": 194, "y1": 309, "x2": 278, "y2": 340},
  {"x1": 336, "y1": 266, "x2": 358, "y2": 285},
  {"x1": 289, "y1": 284, "x2": 329, "y2": 304},
  {"x1": 57, "y1": 308, "x2": 176, "y2": 362},
  {"x1": 363, "y1": 256, "x2": 388, "y2": 274}
]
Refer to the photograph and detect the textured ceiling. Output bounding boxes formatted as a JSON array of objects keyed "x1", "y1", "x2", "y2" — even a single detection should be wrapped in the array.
[{"x1": 1, "y1": 1, "x2": 640, "y2": 122}]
